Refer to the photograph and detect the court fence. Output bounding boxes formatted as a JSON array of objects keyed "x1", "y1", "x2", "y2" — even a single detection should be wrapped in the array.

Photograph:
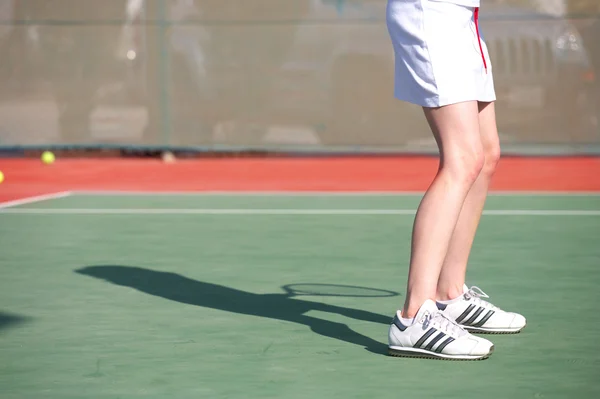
[{"x1": 1, "y1": 0, "x2": 599, "y2": 155}]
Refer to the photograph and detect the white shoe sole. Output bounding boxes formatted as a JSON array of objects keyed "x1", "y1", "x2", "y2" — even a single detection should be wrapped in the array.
[
  {"x1": 464, "y1": 324, "x2": 526, "y2": 334},
  {"x1": 388, "y1": 345, "x2": 494, "y2": 361}
]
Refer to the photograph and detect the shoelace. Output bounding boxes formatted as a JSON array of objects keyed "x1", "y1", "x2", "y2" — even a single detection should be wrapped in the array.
[
  {"x1": 421, "y1": 310, "x2": 467, "y2": 338},
  {"x1": 465, "y1": 286, "x2": 498, "y2": 310}
]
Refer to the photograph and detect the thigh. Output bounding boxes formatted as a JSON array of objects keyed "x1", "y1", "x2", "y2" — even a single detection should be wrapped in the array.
[
  {"x1": 477, "y1": 101, "x2": 501, "y2": 157},
  {"x1": 423, "y1": 101, "x2": 483, "y2": 165}
]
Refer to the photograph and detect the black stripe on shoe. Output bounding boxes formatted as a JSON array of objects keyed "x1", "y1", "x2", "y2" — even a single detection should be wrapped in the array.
[
  {"x1": 392, "y1": 314, "x2": 407, "y2": 331},
  {"x1": 413, "y1": 327, "x2": 437, "y2": 348},
  {"x1": 424, "y1": 331, "x2": 446, "y2": 351},
  {"x1": 455, "y1": 304, "x2": 476, "y2": 324},
  {"x1": 463, "y1": 307, "x2": 485, "y2": 326},
  {"x1": 434, "y1": 337, "x2": 455, "y2": 353},
  {"x1": 471, "y1": 310, "x2": 495, "y2": 328}
]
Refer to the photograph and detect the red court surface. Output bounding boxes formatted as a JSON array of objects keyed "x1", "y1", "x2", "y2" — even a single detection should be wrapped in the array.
[{"x1": 1, "y1": 156, "x2": 599, "y2": 203}]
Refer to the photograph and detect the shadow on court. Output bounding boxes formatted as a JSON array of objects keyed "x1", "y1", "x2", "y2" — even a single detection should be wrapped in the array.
[
  {"x1": 0, "y1": 311, "x2": 29, "y2": 332},
  {"x1": 76, "y1": 265, "x2": 396, "y2": 355}
]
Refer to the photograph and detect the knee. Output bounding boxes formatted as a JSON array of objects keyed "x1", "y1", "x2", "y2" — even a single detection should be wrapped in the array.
[
  {"x1": 481, "y1": 141, "x2": 501, "y2": 178},
  {"x1": 445, "y1": 145, "x2": 485, "y2": 186}
]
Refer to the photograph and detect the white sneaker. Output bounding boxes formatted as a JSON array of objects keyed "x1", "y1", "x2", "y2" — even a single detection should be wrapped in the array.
[
  {"x1": 388, "y1": 299, "x2": 494, "y2": 360},
  {"x1": 437, "y1": 285, "x2": 527, "y2": 334}
]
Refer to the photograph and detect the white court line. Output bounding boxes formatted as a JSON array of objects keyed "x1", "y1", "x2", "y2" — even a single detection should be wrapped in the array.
[
  {"x1": 72, "y1": 190, "x2": 424, "y2": 196},
  {"x1": 0, "y1": 191, "x2": 72, "y2": 209},
  {"x1": 71, "y1": 190, "x2": 600, "y2": 197},
  {"x1": 1, "y1": 208, "x2": 599, "y2": 216}
]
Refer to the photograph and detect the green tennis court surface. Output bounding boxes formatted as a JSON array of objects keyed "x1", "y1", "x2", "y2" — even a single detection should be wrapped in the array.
[{"x1": 1, "y1": 193, "x2": 599, "y2": 398}]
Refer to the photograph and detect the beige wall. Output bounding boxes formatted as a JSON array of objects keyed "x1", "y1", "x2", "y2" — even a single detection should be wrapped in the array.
[{"x1": 0, "y1": 1, "x2": 598, "y2": 151}]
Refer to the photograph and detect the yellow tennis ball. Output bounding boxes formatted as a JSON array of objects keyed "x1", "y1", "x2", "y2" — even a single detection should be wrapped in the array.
[
  {"x1": 0, "y1": 170, "x2": 4, "y2": 184},
  {"x1": 41, "y1": 151, "x2": 55, "y2": 164}
]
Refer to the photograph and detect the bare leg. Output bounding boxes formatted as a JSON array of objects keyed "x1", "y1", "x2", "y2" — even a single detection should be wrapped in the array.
[
  {"x1": 402, "y1": 101, "x2": 484, "y2": 318},
  {"x1": 435, "y1": 102, "x2": 501, "y2": 301}
]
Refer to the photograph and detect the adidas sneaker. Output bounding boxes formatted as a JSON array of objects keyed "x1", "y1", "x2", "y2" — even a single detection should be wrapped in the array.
[
  {"x1": 388, "y1": 299, "x2": 494, "y2": 360},
  {"x1": 437, "y1": 285, "x2": 526, "y2": 334}
]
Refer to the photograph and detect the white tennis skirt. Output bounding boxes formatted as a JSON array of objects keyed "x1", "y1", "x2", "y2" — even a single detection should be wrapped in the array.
[{"x1": 386, "y1": 0, "x2": 496, "y2": 108}]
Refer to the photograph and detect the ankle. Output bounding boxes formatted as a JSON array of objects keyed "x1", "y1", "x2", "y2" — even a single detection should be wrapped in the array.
[
  {"x1": 400, "y1": 306, "x2": 418, "y2": 319},
  {"x1": 402, "y1": 296, "x2": 434, "y2": 319},
  {"x1": 436, "y1": 284, "x2": 465, "y2": 302}
]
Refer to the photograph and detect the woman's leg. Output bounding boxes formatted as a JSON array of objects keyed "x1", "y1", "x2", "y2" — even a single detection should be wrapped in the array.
[
  {"x1": 436, "y1": 101, "x2": 501, "y2": 301},
  {"x1": 401, "y1": 101, "x2": 484, "y2": 318}
]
